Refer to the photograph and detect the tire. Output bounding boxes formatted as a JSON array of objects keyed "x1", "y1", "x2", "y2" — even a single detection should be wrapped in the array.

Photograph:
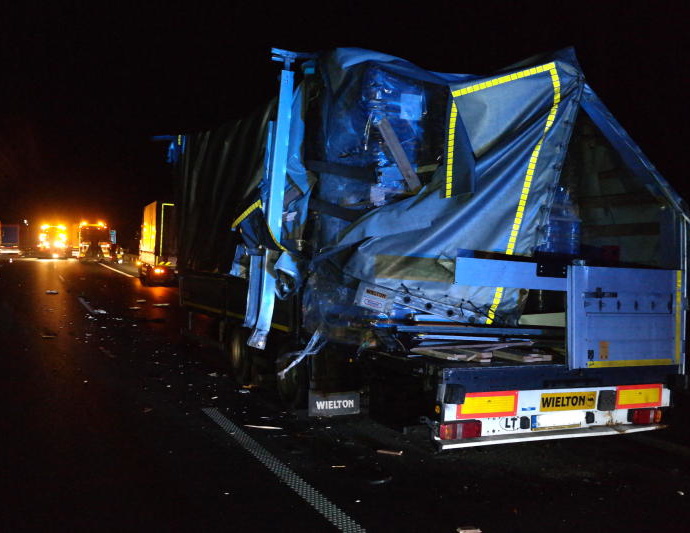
[
  {"x1": 276, "y1": 348, "x2": 309, "y2": 410},
  {"x1": 229, "y1": 327, "x2": 254, "y2": 386}
]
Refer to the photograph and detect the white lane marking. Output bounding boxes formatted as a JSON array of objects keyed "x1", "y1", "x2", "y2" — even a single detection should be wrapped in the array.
[
  {"x1": 98, "y1": 263, "x2": 135, "y2": 278},
  {"x1": 77, "y1": 296, "x2": 96, "y2": 314},
  {"x1": 58, "y1": 274, "x2": 65, "y2": 283},
  {"x1": 202, "y1": 407, "x2": 366, "y2": 533}
]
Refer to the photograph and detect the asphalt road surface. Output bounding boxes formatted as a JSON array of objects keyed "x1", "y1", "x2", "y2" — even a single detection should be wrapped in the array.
[{"x1": 2, "y1": 257, "x2": 690, "y2": 532}]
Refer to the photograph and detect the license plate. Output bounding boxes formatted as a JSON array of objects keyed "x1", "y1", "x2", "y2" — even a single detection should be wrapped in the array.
[
  {"x1": 540, "y1": 391, "x2": 597, "y2": 412},
  {"x1": 532, "y1": 411, "x2": 585, "y2": 430}
]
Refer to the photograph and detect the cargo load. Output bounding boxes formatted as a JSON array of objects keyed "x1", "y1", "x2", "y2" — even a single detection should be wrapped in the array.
[{"x1": 170, "y1": 48, "x2": 688, "y2": 449}]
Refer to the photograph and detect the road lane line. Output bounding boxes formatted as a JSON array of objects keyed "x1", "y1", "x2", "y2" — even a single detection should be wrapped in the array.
[
  {"x1": 98, "y1": 263, "x2": 135, "y2": 278},
  {"x1": 58, "y1": 274, "x2": 65, "y2": 283},
  {"x1": 77, "y1": 296, "x2": 96, "y2": 314},
  {"x1": 202, "y1": 407, "x2": 366, "y2": 533}
]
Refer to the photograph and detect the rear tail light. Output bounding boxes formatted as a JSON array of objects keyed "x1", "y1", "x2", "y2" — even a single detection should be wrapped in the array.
[
  {"x1": 153, "y1": 267, "x2": 165, "y2": 275},
  {"x1": 439, "y1": 420, "x2": 482, "y2": 440},
  {"x1": 630, "y1": 408, "x2": 663, "y2": 425}
]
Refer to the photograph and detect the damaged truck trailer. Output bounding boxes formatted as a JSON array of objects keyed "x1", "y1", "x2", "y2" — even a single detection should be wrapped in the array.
[{"x1": 171, "y1": 48, "x2": 688, "y2": 450}]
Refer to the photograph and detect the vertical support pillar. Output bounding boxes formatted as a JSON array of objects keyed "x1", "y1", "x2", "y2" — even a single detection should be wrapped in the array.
[{"x1": 247, "y1": 55, "x2": 295, "y2": 350}]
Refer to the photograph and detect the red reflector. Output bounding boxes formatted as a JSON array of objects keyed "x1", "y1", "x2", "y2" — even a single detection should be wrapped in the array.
[
  {"x1": 439, "y1": 423, "x2": 457, "y2": 441},
  {"x1": 631, "y1": 408, "x2": 662, "y2": 425},
  {"x1": 439, "y1": 420, "x2": 482, "y2": 441},
  {"x1": 460, "y1": 420, "x2": 482, "y2": 439}
]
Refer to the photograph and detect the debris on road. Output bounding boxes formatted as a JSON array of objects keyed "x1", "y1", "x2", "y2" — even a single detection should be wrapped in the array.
[
  {"x1": 376, "y1": 449, "x2": 404, "y2": 456},
  {"x1": 93, "y1": 309, "x2": 107, "y2": 314},
  {"x1": 208, "y1": 372, "x2": 218, "y2": 377},
  {"x1": 45, "y1": 290, "x2": 59, "y2": 295},
  {"x1": 143, "y1": 407, "x2": 154, "y2": 414},
  {"x1": 98, "y1": 346, "x2": 116, "y2": 358}
]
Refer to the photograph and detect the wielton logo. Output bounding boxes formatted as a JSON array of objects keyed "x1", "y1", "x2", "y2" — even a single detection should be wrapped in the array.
[
  {"x1": 315, "y1": 399, "x2": 356, "y2": 410},
  {"x1": 541, "y1": 394, "x2": 595, "y2": 410}
]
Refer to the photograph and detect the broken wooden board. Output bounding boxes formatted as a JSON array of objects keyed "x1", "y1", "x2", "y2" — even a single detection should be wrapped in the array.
[
  {"x1": 492, "y1": 348, "x2": 553, "y2": 363},
  {"x1": 410, "y1": 347, "x2": 493, "y2": 363}
]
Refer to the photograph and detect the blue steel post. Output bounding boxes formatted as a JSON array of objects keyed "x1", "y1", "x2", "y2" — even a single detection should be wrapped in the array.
[
  {"x1": 243, "y1": 122, "x2": 274, "y2": 330},
  {"x1": 247, "y1": 51, "x2": 295, "y2": 349}
]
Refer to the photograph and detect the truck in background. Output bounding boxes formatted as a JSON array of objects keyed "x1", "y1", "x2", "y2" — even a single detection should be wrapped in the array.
[
  {"x1": 77, "y1": 221, "x2": 115, "y2": 261},
  {"x1": 169, "y1": 48, "x2": 687, "y2": 450},
  {"x1": 0, "y1": 222, "x2": 23, "y2": 258},
  {"x1": 36, "y1": 223, "x2": 71, "y2": 259},
  {"x1": 138, "y1": 201, "x2": 176, "y2": 284}
]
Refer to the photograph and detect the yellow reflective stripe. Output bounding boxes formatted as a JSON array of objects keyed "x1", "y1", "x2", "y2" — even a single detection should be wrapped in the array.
[
  {"x1": 266, "y1": 224, "x2": 287, "y2": 252},
  {"x1": 184, "y1": 302, "x2": 291, "y2": 332},
  {"x1": 486, "y1": 286, "x2": 504, "y2": 322},
  {"x1": 159, "y1": 203, "x2": 174, "y2": 255},
  {"x1": 675, "y1": 270, "x2": 682, "y2": 364},
  {"x1": 446, "y1": 64, "x2": 558, "y2": 199},
  {"x1": 230, "y1": 198, "x2": 286, "y2": 251},
  {"x1": 485, "y1": 62, "x2": 561, "y2": 324},
  {"x1": 231, "y1": 200, "x2": 263, "y2": 229},
  {"x1": 586, "y1": 359, "x2": 673, "y2": 368},
  {"x1": 445, "y1": 102, "x2": 458, "y2": 198}
]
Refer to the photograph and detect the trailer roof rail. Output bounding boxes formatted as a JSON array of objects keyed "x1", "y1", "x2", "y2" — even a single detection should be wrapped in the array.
[{"x1": 270, "y1": 48, "x2": 316, "y2": 70}]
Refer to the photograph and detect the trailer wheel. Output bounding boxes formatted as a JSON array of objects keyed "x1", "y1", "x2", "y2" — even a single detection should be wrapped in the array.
[
  {"x1": 229, "y1": 327, "x2": 254, "y2": 386},
  {"x1": 276, "y1": 349, "x2": 308, "y2": 410}
]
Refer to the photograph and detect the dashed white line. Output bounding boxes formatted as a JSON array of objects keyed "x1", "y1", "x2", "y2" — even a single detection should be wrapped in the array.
[
  {"x1": 202, "y1": 407, "x2": 366, "y2": 533},
  {"x1": 77, "y1": 296, "x2": 96, "y2": 314},
  {"x1": 98, "y1": 263, "x2": 135, "y2": 278}
]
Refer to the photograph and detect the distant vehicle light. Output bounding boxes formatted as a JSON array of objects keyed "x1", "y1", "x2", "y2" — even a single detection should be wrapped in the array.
[
  {"x1": 41, "y1": 224, "x2": 49, "y2": 230},
  {"x1": 57, "y1": 225, "x2": 67, "y2": 230},
  {"x1": 39, "y1": 233, "x2": 47, "y2": 242},
  {"x1": 52, "y1": 253, "x2": 59, "y2": 259},
  {"x1": 153, "y1": 267, "x2": 165, "y2": 275},
  {"x1": 53, "y1": 241, "x2": 66, "y2": 248}
]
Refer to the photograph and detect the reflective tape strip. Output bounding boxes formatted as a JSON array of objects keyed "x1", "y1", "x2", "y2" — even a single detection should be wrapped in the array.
[
  {"x1": 587, "y1": 359, "x2": 673, "y2": 368},
  {"x1": 615, "y1": 384, "x2": 662, "y2": 409},
  {"x1": 445, "y1": 102, "x2": 458, "y2": 198},
  {"x1": 203, "y1": 408, "x2": 366, "y2": 533},
  {"x1": 675, "y1": 270, "x2": 682, "y2": 364},
  {"x1": 231, "y1": 199, "x2": 263, "y2": 229},
  {"x1": 456, "y1": 390, "x2": 518, "y2": 419},
  {"x1": 486, "y1": 63, "x2": 560, "y2": 323},
  {"x1": 266, "y1": 223, "x2": 287, "y2": 252},
  {"x1": 183, "y1": 302, "x2": 290, "y2": 332}
]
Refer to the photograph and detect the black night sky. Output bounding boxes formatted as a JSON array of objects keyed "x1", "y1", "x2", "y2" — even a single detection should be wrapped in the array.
[{"x1": 1, "y1": 2, "x2": 687, "y2": 249}]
